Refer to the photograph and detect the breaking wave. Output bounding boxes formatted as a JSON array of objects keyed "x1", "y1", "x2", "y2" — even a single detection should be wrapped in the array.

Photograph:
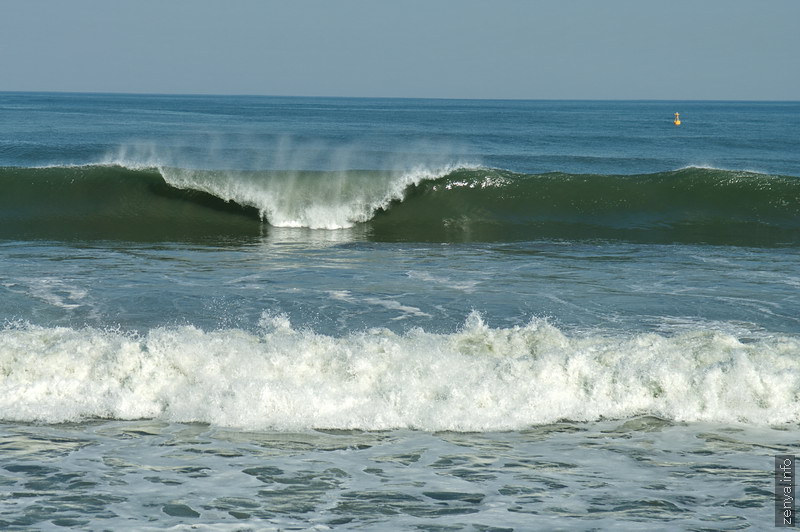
[
  {"x1": 1, "y1": 313, "x2": 798, "y2": 431},
  {"x1": 1, "y1": 164, "x2": 798, "y2": 245}
]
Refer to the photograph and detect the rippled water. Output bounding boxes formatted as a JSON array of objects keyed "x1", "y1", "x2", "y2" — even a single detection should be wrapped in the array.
[{"x1": 1, "y1": 419, "x2": 793, "y2": 530}]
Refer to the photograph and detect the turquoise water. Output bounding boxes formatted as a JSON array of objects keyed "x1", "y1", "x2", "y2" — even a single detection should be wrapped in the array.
[{"x1": 1, "y1": 93, "x2": 799, "y2": 529}]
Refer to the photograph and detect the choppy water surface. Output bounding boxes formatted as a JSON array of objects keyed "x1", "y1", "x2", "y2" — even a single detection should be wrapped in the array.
[{"x1": 1, "y1": 419, "x2": 795, "y2": 530}]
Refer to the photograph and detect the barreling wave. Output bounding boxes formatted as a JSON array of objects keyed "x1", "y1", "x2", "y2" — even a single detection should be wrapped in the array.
[
  {"x1": 1, "y1": 164, "x2": 798, "y2": 245},
  {"x1": 0, "y1": 163, "x2": 459, "y2": 241},
  {"x1": 1, "y1": 313, "x2": 799, "y2": 431}
]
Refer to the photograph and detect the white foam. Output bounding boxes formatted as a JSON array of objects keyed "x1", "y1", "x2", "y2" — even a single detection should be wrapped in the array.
[
  {"x1": 407, "y1": 270, "x2": 480, "y2": 292},
  {"x1": 9, "y1": 278, "x2": 88, "y2": 310},
  {"x1": 158, "y1": 164, "x2": 467, "y2": 229},
  {"x1": 362, "y1": 297, "x2": 432, "y2": 320},
  {"x1": 328, "y1": 290, "x2": 431, "y2": 319},
  {"x1": 437, "y1": 174, "x2": 510, "y2": 190},
  {"x1": 327, "y1": 290, "x2": 354, "y2": 302},
  {"x1": 2, "y1": 313, "x2": 798, "y2": 431}
]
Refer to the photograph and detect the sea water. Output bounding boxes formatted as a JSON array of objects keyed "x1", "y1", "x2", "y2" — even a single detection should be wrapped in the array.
[{"x1": 1, "y1": 93, "x2": 799, "y2": 529}]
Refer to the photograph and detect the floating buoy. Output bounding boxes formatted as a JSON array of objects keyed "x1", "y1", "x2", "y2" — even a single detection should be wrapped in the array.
[{"x1": 674, "y1": 112, "x2": 681, "y2": 126}]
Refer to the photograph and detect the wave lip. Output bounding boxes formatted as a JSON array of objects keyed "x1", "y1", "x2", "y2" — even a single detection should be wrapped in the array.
[
  {"x1": 159, "y1": 163, "x2": 470, "y2": 230},
  {"x1": 1, "y1": 314, "x2": 798, "y2": 431}
]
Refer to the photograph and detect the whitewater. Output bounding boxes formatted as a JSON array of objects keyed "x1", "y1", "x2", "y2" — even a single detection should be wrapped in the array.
[{"x1": 2, "y1": 313, "x2": 799, "y2": 431}]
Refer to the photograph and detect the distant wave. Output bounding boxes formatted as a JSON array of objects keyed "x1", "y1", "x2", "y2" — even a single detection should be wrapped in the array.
[
  {"x1": 1, "y1": 314, "x2": 798, "y2": 431},
  {"x1": 1, "y1": 164, "x2": 798, "y2": 245}
]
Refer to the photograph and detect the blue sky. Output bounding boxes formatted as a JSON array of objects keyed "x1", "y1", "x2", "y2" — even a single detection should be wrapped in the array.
[{"x1": 2, "y1": 0, "x2": 798, "y2": 100}]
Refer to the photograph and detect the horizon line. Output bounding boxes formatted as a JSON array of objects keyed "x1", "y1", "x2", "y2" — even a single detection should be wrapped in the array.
[{"x1": 1, "y1": 89, "x2": 797, "y2": 104}]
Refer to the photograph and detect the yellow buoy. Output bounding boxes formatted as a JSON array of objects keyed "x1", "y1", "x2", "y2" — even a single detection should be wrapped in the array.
[{"x1": 674, "y1": 112, "x2": 681, "y2": 126}]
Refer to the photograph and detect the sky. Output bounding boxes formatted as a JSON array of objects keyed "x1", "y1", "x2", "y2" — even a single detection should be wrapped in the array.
[{"x1": 1, "y1": 0, "x2": 798, "y2": 100}]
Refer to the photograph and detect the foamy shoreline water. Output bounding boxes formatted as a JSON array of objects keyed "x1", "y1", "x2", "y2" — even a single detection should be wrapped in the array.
[
  {"x1": 2, "y1": 315, "x2": 799, "y2": 430},
  {"x1": 0, "y1": 418, "x2": 790, "y2": 530}
]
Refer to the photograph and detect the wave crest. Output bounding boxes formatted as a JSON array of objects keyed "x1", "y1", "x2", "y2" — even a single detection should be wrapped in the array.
[{"x1": 160, "y1": 163, "x2": 469, "y2": 229}]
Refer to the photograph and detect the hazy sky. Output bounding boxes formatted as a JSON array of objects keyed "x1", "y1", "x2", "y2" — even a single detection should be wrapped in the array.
[{"x1": 2, "y1": 0, "x2": 798, "y2": 100}]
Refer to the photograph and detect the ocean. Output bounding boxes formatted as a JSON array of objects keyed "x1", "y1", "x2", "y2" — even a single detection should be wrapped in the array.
[{"x1": 1, "y1": 92, "x2": 798, "y2": 530}]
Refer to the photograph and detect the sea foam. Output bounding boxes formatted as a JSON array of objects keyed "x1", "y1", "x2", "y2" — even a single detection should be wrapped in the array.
[
  {"x1": 2, "y1": 313, "x2": 798, "y2": 431},
  {"x1": 159, "y1": 164, "x2": 468, "y2": 229}
]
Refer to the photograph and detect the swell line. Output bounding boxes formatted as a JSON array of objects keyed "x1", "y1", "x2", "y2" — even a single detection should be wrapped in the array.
[{"x1": 1, "y1": 164, "x2": 798, "y2": 245}]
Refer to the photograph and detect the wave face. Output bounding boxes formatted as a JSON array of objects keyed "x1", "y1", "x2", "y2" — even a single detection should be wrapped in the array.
[
  {"x1": 0, "y1": 165, "x2": 262, "y2": 241},
  {"x1": 1, "y1": 164, "x2": 798, "y2": 245},
  {"x1": 1, "y1": 314, "x2": 798, "y2": 431},
  {"x1": 373, "y1": 166, "x2": 800, "y2": 245}
]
